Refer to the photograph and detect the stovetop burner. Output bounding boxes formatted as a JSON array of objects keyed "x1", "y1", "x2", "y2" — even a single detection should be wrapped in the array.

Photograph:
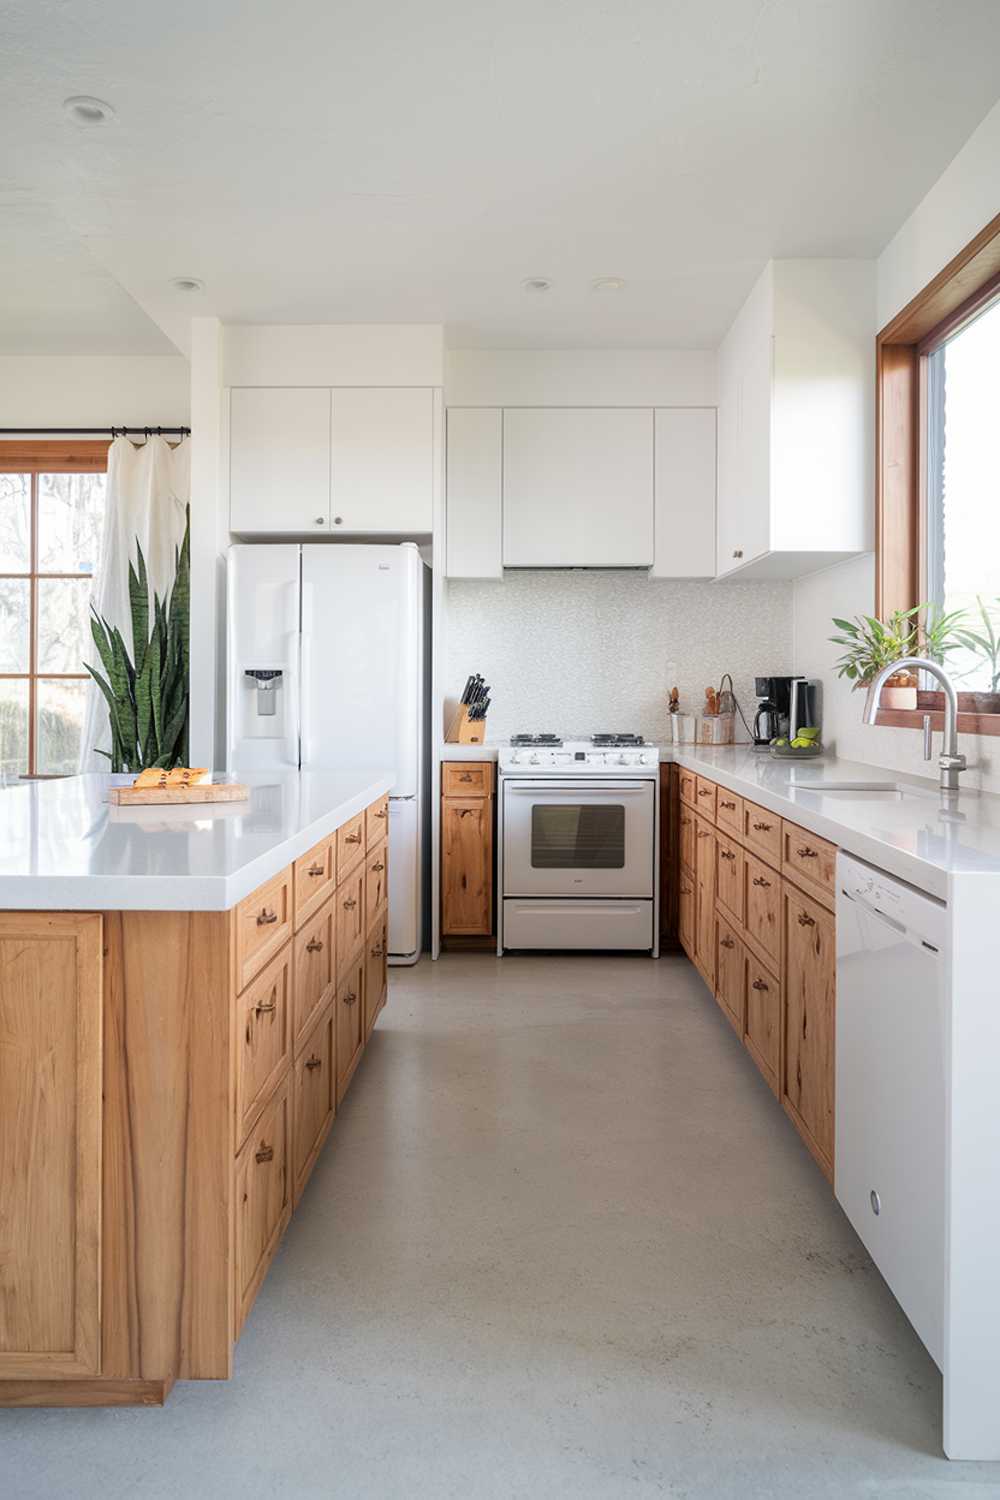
[
  {"x1": 510, "y1": 733, "x2": 563, "y2": 746},
  {"x1": 591, "y1": 733, "x2": 645, "y2": 747}
]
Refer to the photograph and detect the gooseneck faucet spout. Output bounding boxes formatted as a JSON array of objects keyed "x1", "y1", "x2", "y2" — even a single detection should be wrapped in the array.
[{"x1": 863, "y1": 657, "x2": 966, "y2": 793}]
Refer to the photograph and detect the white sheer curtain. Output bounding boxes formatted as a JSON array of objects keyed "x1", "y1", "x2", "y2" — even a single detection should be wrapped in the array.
[{"x1": 80, "y1": 435, "x2": 191, "y2": 770}]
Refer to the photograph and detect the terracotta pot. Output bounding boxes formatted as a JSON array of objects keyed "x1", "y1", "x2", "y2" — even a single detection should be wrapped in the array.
[{"x1": 881, "y1": 684, "x2": 917, "y2": 710}]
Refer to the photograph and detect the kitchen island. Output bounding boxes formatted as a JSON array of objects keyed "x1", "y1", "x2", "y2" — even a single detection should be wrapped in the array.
[{"x1": 0, "y1": 770, "x2": 392, "y2": 1408}]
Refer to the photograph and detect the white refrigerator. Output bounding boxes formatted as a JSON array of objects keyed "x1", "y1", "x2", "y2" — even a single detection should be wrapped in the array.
[{"x1": 227, "y1": 542, "x2": 429, "y2": 965}]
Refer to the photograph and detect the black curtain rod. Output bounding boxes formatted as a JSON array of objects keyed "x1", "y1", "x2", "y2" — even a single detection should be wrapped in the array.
[{"x1": 0, "y1": 426, "x2": 191, "y2": 437}]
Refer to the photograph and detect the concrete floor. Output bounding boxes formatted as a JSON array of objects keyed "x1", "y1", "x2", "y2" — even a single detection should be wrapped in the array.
[{"x1": 4, "y1": 954, "x2": 995, "y2": 1499}]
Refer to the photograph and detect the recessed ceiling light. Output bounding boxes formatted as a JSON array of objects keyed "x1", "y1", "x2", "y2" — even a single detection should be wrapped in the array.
[
  {"x1": 63, "y1": 95, "x2": 115, "y2": 126},
  {"x1": 170, "y1": 276, "x2": 205, "y2": 293},
  {"x1": 522, "y1": 277, "x2": 552, "y2": 293},
  {"x1": 592, "y1": 276, "x2": 626, "y2": 292}
]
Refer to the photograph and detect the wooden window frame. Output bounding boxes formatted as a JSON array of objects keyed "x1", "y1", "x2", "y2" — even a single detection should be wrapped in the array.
[
  {"x1": 875, "y1": 210, "x2": 1000, "y2": 736},
  {"x1": 0, "y1": 440, "x2": 109, "y2": 776}
]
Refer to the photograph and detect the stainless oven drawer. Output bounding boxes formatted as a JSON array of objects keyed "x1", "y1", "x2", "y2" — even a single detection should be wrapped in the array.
[{"x1": 502, "y1": 899, "x2": 653, "y2": 951}]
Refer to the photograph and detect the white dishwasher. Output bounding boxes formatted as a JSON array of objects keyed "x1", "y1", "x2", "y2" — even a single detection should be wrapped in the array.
[{"x1": 836, "y1": 851, "x2": 948, "y2": 1367}]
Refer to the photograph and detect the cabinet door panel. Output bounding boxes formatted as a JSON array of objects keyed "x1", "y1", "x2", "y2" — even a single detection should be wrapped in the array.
[
  {"x1": 744, "y1": 853, "x2": 781, "y2": 969},
  {"x1": 0, "y1": 914, "x2": 102, "y2": 1378},
  {"x1": 293, "y1": 898, "x2": 336, "y2": 1051},
  {"x1": 744, "y1": 953, "x2": 779, "y2": 1093},
  {"x1": 503, "y1": 408, "x2": 653, "y2": 567},
  {"x1": 782, "y1": 885, "x2": 836, "y2": 1177},
  {"x1": 292, "y1": 1004, "x2": 336, "y2": 1205},
  {"x1": 236, "y1": 947, "x2": 292, "y2": 1147},
  {"x1": 715, "y1": 832, "x2": 744, "y2": 925},
  {"x1": 446, "y1": 407, "x2": 502, "y2": 578},
  {"x1": 364, "y1": 917, "x2": 388, "y2": 1039},
  {"x1": 336, "y1": 865, "x2": 367, "y2": 976},
  {"x1": 678, "y1": 870, "x2": 695, "y2": 958},
  {"x1": 442, "y1": 797, "x2": 493, "y2": 936},
  {"x1": 336, "y1": 956, "x2": 365, "y2": 1104},
  {"x1": 331, "y1": 388, "x2": 433, "y2": 534},
  {"x1": 652, "y1": 408, "x2": 716, "y2": 578},
  {"x1": 230, "y1": 388, "x2": 331, "y2": 534},
  {"x1": 679, "y1": 807, "x2": 695, "y2": 874},
  {"x1": 694, "y1": 817, "x2": 716, "y2": 986},
  {"x1": 235, "y1": 1079, "x2": 291, "y2": 1333},
  {"x1": 715, "y1": 914, "x2": 744, "y2": 1033}
]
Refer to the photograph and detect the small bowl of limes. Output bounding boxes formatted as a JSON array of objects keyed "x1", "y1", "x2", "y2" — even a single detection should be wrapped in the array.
[{"x1": 769, "y1": 726, "x2": 823, "y2": 759}]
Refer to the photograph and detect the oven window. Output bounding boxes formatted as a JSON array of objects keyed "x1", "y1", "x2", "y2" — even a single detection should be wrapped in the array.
[{"x1": 530, "y1": 803, "x2": 626, "y2": 869}]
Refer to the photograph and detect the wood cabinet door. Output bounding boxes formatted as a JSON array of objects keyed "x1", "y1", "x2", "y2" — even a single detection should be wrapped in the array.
[
  {"x1": 679, "y1": 807, "x2": 695, "y2": 873},
  {"x1": 336, "y1": 957, "x2": 365, "y2": 1104},
  {"x1": 365, "y1": 841, "x2": 389, "y2": 931},
  {"x1": 0, "y1": 913, "x2": 102, "y2": 1378},
  {"x1": 292, "y1": 1005, "x2": 336, "y2": 1206},
  {"x1": 331, "y1": 387, "x2": 433, "y2": 534},
  {"x1": 782, "y1": 885, "x2": 836, "y2": 1178},
  {"x1": 236, "y1": 947, "x2": 292, "y2": 1148},
  {"x1": 743, "y1": 852, "x2": 781, "y2": 970},
  {"x1": 442, "y1": 796, "x2": 493, "y2": 936},
  {"x1": 715, "y1": 914, "x2": 745, "y2": 1034},
  {"x1": 446, "y1": 406, "x2": 503, "y2": 579},
  {"x1": 364, "y1": 918, "x2": 388, "y2": 1039},
  {"x1": 694, "y1": 817, "x2": 716, "y2": 986},
  {"x1": 235, "y1": 1078, "x2": 291, "y2": 1333},
  {"x1": 678, "y1": 769, "x2": 697, "y2": 810},
  {"x1": 744, "y1": 953, "x2": 779, "y2": 1094},
  {"x1": 230, "y1": 387, "x2": 331, "y2": 534},
  {"x1": 678, "y1": 870, "x2": 696, "y2": 958},
  {"x1": 715, "y1": 832, "x2": 744, "y2": 925},
  {"x1": 293, "y1": 897, "x2": 336, "y2": 1051},
  {"x1": 335, "y1": 864, "x2": 367, "y2": 976}
]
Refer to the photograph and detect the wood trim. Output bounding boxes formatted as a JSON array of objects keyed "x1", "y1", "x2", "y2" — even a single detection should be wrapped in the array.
[
  {"x1": 880, "y1": 209, "x2": 1000, "y2": 345},
  {"x1": 0, "y1": 440, "x2": 109, "y2": 472},
  {"x1": 0, "y1": 1377, "x2": 174, "y2": 1408}
]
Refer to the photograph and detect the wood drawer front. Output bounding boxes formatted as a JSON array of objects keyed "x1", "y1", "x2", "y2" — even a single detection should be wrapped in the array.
[
  {"x1": 235, "y1": 869, "x2": 292, "y2": 993},
  {"x1": 336, "y1": 811, "x2": 366, "y2": 882},
  {"x1": 715, "y1": 789, "x2": 743, "y2": 838},
  {"x1": 782, "y1": 822, "x2": 837, "y2": 907},
  {"x1": 694, "y1": 776, "x2": 717, "y2": 821},
  {"x1": 715, "y1": 831, "x2": 744, "y2": 925},
  {"x1": 336, "y1": 865, "x2": 366, "y2": 976},
  {"x1": 365, "y1": 841, "x2": 389, "y2": 931},
  {"x1": 743, "y1": 801, "x2": 781, "y2": 866},
  {"x1": 336, "y1": 955, "x2": 365, "y2": 1104},
  {"x1": 678, "y1": 768, "x2": 697, "y2": 809},
  {"x1": 235, "y1": 1077, "x2": 291, "y2": 1333},
  {"x1": 715, "y1": 913, "x2": 744, "y2": 1034},
  {"x1": 293, "y1": 835, "x2": 336, "y2": 930},
  {"x1": 365, "y1": 793, "x2": 389, "y2": 847},
  {"x1": 743, "y1": 853, "x2": 781, "y2": 970},
  {"x1": 782, "y1": 883, "x2": 836, "y2": 1179},
  {"x1": 364, "y1": 916, "x2": 388, "y2": 1039},
  {"x1": 679, "y1": 807, "x2": 695, "y2": 873},
  {"x1": 293, "y1": 898, "x2": 335, "y2": 1052},
  {"x1": 744, "y1": 953, "x2": 779, "y2": 1093},
  {"x1": 292, "y1": 1003, "x2": 336, "y2": 1205},
  {"x1": 442, "y1": 761, "x2": 494, "y2": 798},
  {"x1": 236, "y1": 947, "x2": 292, "y2": 1146}
]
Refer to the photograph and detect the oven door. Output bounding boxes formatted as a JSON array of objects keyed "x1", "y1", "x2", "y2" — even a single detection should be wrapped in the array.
[{"x1": 502, "y1": 779, "x2": 654, "y2": 898}]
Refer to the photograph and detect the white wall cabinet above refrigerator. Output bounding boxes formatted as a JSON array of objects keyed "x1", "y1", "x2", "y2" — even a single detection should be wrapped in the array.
[
  {"x1": 715, "y1": 259, "x2": 875, "y2": 580},
  {"x1": 229, "y1": 386, "x2": 434, "y2": 536},
  {"x1": 444, "y1": 404, "x2": 716, "y2": 577}
]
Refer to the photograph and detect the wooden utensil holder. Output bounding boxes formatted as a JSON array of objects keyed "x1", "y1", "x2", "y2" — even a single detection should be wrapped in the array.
[{"x1": 446, "y1": 704, "x2": 487, "y2": 745}]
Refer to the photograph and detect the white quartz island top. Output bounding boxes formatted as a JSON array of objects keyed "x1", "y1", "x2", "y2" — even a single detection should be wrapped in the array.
[
  {"x1": 0, "y1": 769, "x2": 394, "y2": 912},
  {"x1": 669, "y1": 744, "x2": 1000, "y2": 899}
]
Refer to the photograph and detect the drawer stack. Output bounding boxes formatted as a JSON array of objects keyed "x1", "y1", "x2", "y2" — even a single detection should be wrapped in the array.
[
  {"x1": 232, "y1": 791, "x2": 390, "y2": 1332},
  {"x1": 676, "y1": 767, "x2": 836, "y2": 1182}
]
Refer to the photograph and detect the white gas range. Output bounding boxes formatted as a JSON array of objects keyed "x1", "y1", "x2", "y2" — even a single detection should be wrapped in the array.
[{"x1": 498, "y1": 735, "x2": 661, "y2": 956}]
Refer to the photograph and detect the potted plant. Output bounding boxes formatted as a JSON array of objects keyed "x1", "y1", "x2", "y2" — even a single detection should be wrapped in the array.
[
  {"x1": 829, "y1": 604, "x2": 965, "y2": 710},
  {"x1": 954, "y1": 595, "x2": 1000, "y2": 713}
]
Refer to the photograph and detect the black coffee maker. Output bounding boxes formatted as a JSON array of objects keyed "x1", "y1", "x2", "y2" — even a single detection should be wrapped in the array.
[{"x1": 753, "y1": 675, "x2": 795, "y2": 746}]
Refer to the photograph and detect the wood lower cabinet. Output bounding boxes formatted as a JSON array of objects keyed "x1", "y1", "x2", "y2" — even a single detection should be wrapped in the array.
[
  {"x1": 0, "y1": 913, "x2": 102, "y2": 1379},
  {"x1": 744, "y1": 952, "x2": 779, "y2": 1095},
  {"x1": 715, "y1": 832, "x2": 744, "y2": 924},
  {"x1": 235, "y1": 1077, "x2": 291, "y2": 1334},
  {"x1": 715, "y1": 913, "x2": 745, "y2": 1034},
  {"x1": 293, "y1": 897, "x2": 336, "y2": 1051},
  {"x1": 782, "y1": 884, "x2": 836, "y2": 1179},
  {"x1": 694, "y1": 816, "x2": 716, "y2": 987},
  {"x1": 292, "y1": 1004, "x2": 336, "y2": 1206},
  {"x1": 743, "y1": 852, "x2": 781, "y2": 971},
  {"x1": 236, "y1": 946, "x2": 292, "y2": 1147},
  {"x1": 441, "y1": 762, "x2": 495, "y2": 939},
  {"x1": 336, "y1": 863, "x2": 366, "y2": 974},
  {"x1": 365, "y1": 917, "x2": 388, "y2": 1039},
  {"x1": 678, "y1": 868, "x2": 696, "y2": 958},
  {"x1": 336, "y1": 955, "x2": 366, "y2": 1104}
]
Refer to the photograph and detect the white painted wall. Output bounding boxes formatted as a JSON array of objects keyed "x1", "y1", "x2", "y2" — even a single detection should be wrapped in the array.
[
  {"x1": 0, "y1": 354, "x2": 189, "y2": 427},
  {"x1": 224, "y1": 324, "x2": 444, "y2": 387},
  {"x1": 445, "y1": 348, "x2": 715, "y2": 407},
  {"x1": 793, "y1": 97, "x2": 1000, "y2": 793}
]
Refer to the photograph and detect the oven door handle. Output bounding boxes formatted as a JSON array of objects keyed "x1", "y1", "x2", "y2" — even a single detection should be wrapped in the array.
[{"x1": 504, "y1": 782, "x2": 652, "y2": 795}]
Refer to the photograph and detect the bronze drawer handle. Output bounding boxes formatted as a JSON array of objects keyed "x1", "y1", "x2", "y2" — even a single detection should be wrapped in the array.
[
  {"x1": 752, "y1": 978, "x2": 769, "y2": 992},
  {"x1": 346, "y1": 831, "x2": 362, "y2": 844},
  {"x1": 698, "y1": 787, "x2": 712, "y2": 797},
  {"x1": 720, "y1": 936, "x2": 735, "y2": 950},
  {"x1": 680, "y1": 883, "x2": 692, "y2": 896},
  {"x1": 306, "y1": 937, "x2": 324, "y2": 954},
  {"x1": 720, "y1": 800, "x2": 736, "y2": 810},
  {"x1": 371, "y1": 860, "x2": 385, "y2": 873},
  {"x1": 307, "y1": 863, "x2": 326, "y2": 878},
  {"x1": 752, "y1": 821, "x2": 772, "y2": 832},
  {"x1": 375, "y1": 807, "x2": 388, "y2": 818},
  {"x1": 343, "y1": 990, "x2": 357, "y2": 1006},
  {"x1": 752, "y1": 876, "x2": 771, "y2": 889},
  {"x1": 797, "y1": 911, "x2": 816, "y2": 927},
  {"x1": 697, "y1": 829, "x2": 710, "y2": 839},
  {"x1": 797, "y1": 846, "x2": 818, "y2": 859},
  {"x1": 459, "y1": 771, "x2": 474, "y2": 782},
  {"x1": 720, "y1": 849, "x2": 736, "y2": 862},
  {"x1": 343, "y1": 896, "x2": 357, "y2": 911},
  {"x1": 371, "y1": 942, "x2": 384, "y2": 958},
  {"x1": 305, "y1": 1055, "x2": 322, "y2": 1071},
  {"x1": 255, "y1": 1143, "x2": 274, "y2": 1164},
  {"x1": 257, "y1": 908, "x2": 278, "y2": 926},
  {"x1": 255, "y1": 989, "x2": 277, "y2": 1017}
]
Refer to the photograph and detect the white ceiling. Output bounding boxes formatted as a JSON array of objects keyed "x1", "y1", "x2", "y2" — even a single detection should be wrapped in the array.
[{"x1": 3, "y1": 0, "x2": 1000, "y2": 355}]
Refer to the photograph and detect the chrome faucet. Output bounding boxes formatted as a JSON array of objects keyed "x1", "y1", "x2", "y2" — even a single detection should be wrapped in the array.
[{"x1": 863, "y1": 657, "x2": 966, "y2": 793}]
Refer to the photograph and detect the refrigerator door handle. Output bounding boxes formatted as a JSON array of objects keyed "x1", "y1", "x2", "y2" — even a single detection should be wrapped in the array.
[{"x1": 389, "y1": 793, "x2": 416, "y2": 801}]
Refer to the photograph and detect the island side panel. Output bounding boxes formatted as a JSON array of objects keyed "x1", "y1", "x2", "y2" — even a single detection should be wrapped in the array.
[{"x1": 102, "y1": 909, "x2": 235, "y2": 1382}]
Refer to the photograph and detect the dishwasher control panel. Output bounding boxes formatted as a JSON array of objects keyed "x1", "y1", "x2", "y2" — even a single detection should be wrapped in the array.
[{"x1": 839, "y1": 852, "x2": 947, "y2": 951}]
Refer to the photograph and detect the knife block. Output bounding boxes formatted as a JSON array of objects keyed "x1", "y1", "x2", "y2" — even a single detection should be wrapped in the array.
[{"x1": 446, "y1": 704, "x2": 487, "y2": 745}]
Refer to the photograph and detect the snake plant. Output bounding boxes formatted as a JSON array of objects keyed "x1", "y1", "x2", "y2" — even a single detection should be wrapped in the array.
[{"x1": 86, "y1": 505, "x2": 190, "y2": 772}]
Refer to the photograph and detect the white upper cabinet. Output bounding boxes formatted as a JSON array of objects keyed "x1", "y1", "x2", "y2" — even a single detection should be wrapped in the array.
[
  {"x1": 229, "y1": 386, "x2": 434, "y2": 536},
  {"x1": 716, "y1": 260, "x2": 874, "y2": 580},
  {"x1": 445, "y1": 408, "x2": 502, "y2": 578},
  {"x1": 652, "y1": 408, "x2": 717, "y2": 578},
  {"x1": 502, "y1": 408, "x2": 654, "y2": 568},
  {"x1": 330, "y1": 388, "x2": 433, "y2": 535},
  {"x1": 230, "y1": 388, "x2": 332, "y2": 534}
]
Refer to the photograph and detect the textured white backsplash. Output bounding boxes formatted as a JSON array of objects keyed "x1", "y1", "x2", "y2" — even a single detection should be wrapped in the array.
[{"x1": 446, "y1": 572, "x2": 794, "y2": 742}]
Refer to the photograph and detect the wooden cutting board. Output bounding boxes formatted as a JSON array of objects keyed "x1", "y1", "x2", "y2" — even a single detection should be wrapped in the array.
[{"x1": 106, "y1": 781, "x2": 251, "y2": 806}]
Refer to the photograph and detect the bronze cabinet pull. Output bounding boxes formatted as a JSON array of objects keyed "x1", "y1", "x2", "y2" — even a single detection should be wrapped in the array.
[
  {"x1": 752, "y1": 821, "x2": 772, "y2": 832},
  {"x1": 306, "y1": 937, "x2": 324, "y2": 954},
  {"x1": 698, "y1": 787, "x2": 711, "y2": 797},
  {"x1": 371, "y1": 860, "x2": 385, "y2": 873},
  {"x1": 459, "y1": 771, "x2": 473, "y2": 782},
  {"x1": 375, "y1": 806, "x2": 387, "y2": 818},
  {"x1": 752, "y1": 876, "x2": 771, "y2": 889},
  {"x1": 720, "y1": 936, "x2": 735, "y2": 950},
  {"x1": 752, "y1": 978, "x2": 769, "y2": 992},
  {"x1": 371, "y1": 943, "x2": 384, "y2": 958},
  {"x1": 343, "y1": 990, "x2": 357, "y2": 1006},
  {"x1": 257, "y1": 908, "x2": 278, "y2": 926},
  {"x1": 720, "y1": 799, "x2": 736, "y2": 810},
  {"x1": 255, "y1": 989, "x2": 277, "y2": 1017},
  {"x1": 797, "y1": 846, "x2": 818, "y2": 859},
  {"x1": 346, "y1": 831, "x2": 362, "y2": 844},
  {"x1": 307, "y1": 863, "x2": 325, "y2": 878},
  {"x1": 797, "y1": 911, "x2": 816, "y2": 927},
  {"x1": 697, "y1": 829, "x2": 710, "y2": 839},
  {"x1": 255, "y1": 1143, "x2": 274, "y2": 1164},
  {"x1": 305, "y1": 1055, "x2": 322, "y2": 1071},
  {"x1": 343, "y1": 896, "x2": 357, "y2": 910},
  {"x1": 720, "y1": 849, "x2": 736, "y2": 862}
]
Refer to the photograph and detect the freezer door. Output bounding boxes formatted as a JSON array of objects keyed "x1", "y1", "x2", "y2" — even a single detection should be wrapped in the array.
[{"x1": 388, "y1": 796, "x2": 420, "y2": 963}]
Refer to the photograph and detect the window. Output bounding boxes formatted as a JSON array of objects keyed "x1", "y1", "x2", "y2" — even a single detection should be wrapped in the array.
[{"x1": 0, "y1": 444, "x2": 108, "y2": 778}]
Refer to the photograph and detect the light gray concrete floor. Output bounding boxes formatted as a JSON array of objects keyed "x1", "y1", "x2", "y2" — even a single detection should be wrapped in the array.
[{"x1": 4, "y1": 954, "x2": 997, "y2": 1499}]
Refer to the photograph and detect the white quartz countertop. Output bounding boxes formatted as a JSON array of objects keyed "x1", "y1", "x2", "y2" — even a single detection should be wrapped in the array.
[
  {"x1": 667, "y1": 745, "x2": 1000, "y2": 898},
  {"x1": 0, "y1": 770, "x2": 394, "y2": 912}
]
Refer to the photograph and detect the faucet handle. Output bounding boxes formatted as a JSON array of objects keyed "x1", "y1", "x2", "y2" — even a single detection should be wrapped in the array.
[{"x1": 940, "y1": 752, "x2": 967, "y2": 772}]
